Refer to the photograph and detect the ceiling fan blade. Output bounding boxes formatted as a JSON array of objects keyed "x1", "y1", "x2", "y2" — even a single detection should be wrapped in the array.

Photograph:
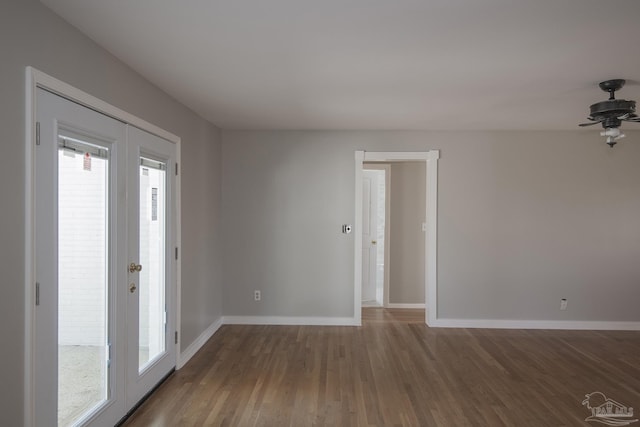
[
  {"x1": 622, "y1": 116, "x2": 640, "y2": 122},
  {"x1": 579, "y1": 120, "x2": 603, "y2": 127}
]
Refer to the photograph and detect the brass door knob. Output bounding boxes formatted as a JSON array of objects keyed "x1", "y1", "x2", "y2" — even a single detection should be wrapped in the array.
[
  {"x1": 129, "y1": 283, "x2": 137, "y2": 293},
  {"x1": 129, "y1": 263, "x2": 142, "y2": 273},
  {"x1": 371, "y1": 240, "x2": 377, "y2": 245}
]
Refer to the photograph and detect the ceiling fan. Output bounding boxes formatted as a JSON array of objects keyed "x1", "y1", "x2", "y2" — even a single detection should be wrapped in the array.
[{"x1": 579, "y1": 79, "x2": 640, "y2": 147}]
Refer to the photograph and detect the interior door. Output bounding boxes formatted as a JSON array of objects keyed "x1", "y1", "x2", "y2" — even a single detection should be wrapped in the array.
[
  {"x1": 35, "y1": 88, "x2": 177, "y2": 426},
  {"x1": 361, "y1": 170, "x2": 379, "y2": 304},
  {"x1": 125, "y1": 126, "x2": 176, "y2": 406}
]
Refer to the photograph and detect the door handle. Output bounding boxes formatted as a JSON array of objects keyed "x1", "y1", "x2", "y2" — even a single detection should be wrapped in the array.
[
  {"x1": 129, "y1": 262, "x2": 142, "y2": 273},
  {"x1": 371, "y1": 240, "x2": 377, "y2": 245},
  {"x1": 129, "y1": 283, "x2": 137, "y2": 293}
]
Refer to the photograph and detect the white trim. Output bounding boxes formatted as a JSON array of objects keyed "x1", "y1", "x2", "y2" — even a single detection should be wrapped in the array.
[
  {"x1": 25, "y1": 67, "x2": 182, "y2": 426},
  {"x1": 364, "y1": 152, "x2": 431, "y2": 161},
  {"x1": 24, "y1": 67, "x2": 36, "y2": 427},
  {"x1": 176, "y1": 314, "x2": 362, "y2": 369},
  {"x1": 176, "y1": 317, "x2": 223, "y2": 369},
  {"x1": 430, "y1": 318, "x2": 640, "y2": 331},
  {"x1": 177, "y1": 315, "x2": 360, "y2": 368},
  {"x1": 188, "y1": 314, "x2": 640, "y2": 331},
  {"x1": 353, "y1": 151, "x2": 365, "y2": 326},
  {"x1": 223, "y1": 316, "x2": 360, "y2": 326},
  {"x1": 355, "y1": 151, "x2": 440, "y2": 329},
  {"x1": 386, "y1": 303, "x2": 426, "y2": 309},
  {"x1": 383, "y1": 165, "x2": 391, "y2": 309},
  {"x1": 426, "y1": 150, "x2": 440, "y2": 326},
  {"x1": 174, "y1": 140, "x2": 182, "y2": 367},
  {"x1": 27, "y1": 68, "x2": 179, "y2": 143}
]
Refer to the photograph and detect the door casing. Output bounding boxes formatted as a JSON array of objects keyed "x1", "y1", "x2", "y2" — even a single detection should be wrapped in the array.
[{"x1": 354, "y1": 151, "x2": 439, "y2": 326}]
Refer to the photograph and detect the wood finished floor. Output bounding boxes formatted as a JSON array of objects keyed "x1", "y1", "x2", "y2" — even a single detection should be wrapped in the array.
[{"x1": 123, "y1": 309, "x2": 640, "y2": 426}]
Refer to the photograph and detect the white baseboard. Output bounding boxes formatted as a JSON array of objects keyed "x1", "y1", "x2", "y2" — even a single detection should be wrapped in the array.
[
  {"x1": 386, "y1": 303, "x2": 425, "y2": 309},
  {"x1": 177, "y1": 315, "x2": 358, "y2": 368},
  {"x1": 430, "y1": 318, "x2": 640, "y2": 331},
  {"x1": 175, "y1": 315, "x2": 638, "y2": 368},
  {"x1": 177, "y1": 317, "x2": 223, "y2": 369},
  {"x1": 223, "y1": 315, "x2": 359, "y2": 326}
]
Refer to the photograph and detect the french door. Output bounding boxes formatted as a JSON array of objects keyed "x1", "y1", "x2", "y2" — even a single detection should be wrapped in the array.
[
  {"x1": 125, "y1": 126, "x2": 176, "y2": 406},
  {"x1": 34, "y1": 88, "x2": 176, "y2": 426}
]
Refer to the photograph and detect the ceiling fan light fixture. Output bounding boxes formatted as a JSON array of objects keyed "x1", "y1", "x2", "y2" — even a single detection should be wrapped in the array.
[
  {"x1": 600, "y1": 127, "x2": 625, "y2": 147},
  {"x1": 579, "y1": 79, "x2": 638, "y2": 147}
]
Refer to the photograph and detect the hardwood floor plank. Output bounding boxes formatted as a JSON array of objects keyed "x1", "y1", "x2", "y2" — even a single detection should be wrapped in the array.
[{"x1": 123, "y1": 309, "x2": 640, "y2": 426}]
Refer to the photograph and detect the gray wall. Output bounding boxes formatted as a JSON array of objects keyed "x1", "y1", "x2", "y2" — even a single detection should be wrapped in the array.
[
  {"x1": 0, "y1": 1, "x2": 222, "y2": 424},
  {"x1": 3, "y1": 2, "x2": 640, "y2": 424},
  {"x1": 221, "y1": 130, "x2": 640, "y2": 323},
  {"x1": 389, "y1": 162, "x2": 426, "y2": 304}
]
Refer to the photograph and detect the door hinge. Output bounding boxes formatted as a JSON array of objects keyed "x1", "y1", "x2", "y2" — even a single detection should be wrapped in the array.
[
  {"x1": 35, "y1": 282, "x2": 40, "y2": 306},
  {"x1": 106, "y1": 343, "x2": 112, "y2": 398},
  {"x1": 175, "y1": 247, "x2": 178, "y2": 260},
  {"x1": 175, "y1": 163, "x2": 178, "y2": 175},
  {"x1": 175, "y1": 331, "x2": 178, "y2": 344},
  {"x1": 35, "y1": 122, "x2": 41, "y2": 146},
  {"x1": 107, "y1": 343, "x2": 111, "y2": 367}
]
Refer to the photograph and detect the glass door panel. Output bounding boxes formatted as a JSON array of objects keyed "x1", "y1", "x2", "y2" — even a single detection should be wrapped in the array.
[
  {"x1": 126, "y1": 126, "x2": 176, "y2": 407},
  {"x1": 36, "y1": 87, "x2": 175, "y2": 427},
  {"x1": 138, "y1": 157, "x2": 166, "y2": 372},
  {"x1": 57, "y1": 136, "x2": 109, "y2": 426}
]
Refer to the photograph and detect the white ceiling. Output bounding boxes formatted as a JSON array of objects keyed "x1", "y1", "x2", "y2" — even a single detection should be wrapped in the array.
[{"x1": 41, "y1": 0, "x2": 640, "y2": 130}]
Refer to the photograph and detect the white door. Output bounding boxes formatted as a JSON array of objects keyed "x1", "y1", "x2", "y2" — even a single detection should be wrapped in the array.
[
  {"x1": 361, "y1": 170, "x2": 379, "y2": 305},
  {"x1": 125, "y1": 126, "x2": 177, "y2": 406},
  {"x1": 34, "y1": 88, "x2": 176, "y2": 426}
]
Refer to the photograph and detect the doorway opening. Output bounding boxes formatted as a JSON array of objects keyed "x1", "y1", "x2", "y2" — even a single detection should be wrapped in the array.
[
  {"x1": 361, "y1": 165, "x2": 389, "y2": 308},
  {"x1": 354, "y1": 151, "x2": 439, "y2": 326},
  {"x1": 362, "y1": 161, "x2": 428, "y2": 310}
]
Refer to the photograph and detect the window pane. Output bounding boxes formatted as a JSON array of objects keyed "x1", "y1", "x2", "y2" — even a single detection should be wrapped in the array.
[
  {"x1": 138, "y1": 159, "x2": 166, "y2": 371},
  {"x1": 58, "y1": 143, "x2": 109, "y2": 426}
]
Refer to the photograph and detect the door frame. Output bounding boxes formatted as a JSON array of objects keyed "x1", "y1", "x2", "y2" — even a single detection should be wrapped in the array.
[
  {"x1": 354, "y1": 151, "x2": 439, "y2": 326},
  {"x1": 24, "y1": 67, "x2": 182, "y2": 426}
]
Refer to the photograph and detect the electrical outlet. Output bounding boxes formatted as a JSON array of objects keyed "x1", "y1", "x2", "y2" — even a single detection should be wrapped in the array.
[
  {"x1": 560, "y1": 298, "x2": 568, "y2": 311},
  {"x1": 254, "y1": 290, "x2": 261, "y2": 301}
]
